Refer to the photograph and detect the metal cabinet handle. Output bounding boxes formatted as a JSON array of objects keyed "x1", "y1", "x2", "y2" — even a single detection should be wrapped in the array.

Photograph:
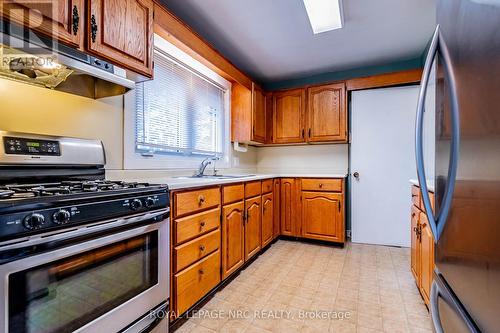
[
  {"x1": 199, "y1": 245, "x2": 205, "y2": 251},
  {"x1": 91, "y1": 14, "x2": 98, "y2": 43},
  {"x1": 415, "y1": 25, "x2": 460, "y2": 241},
  {"x1": 319, "y1": 183, "x2": 323, "y2": 188},
  {"x1": 431, "y1": 276, "x2": 479, "y2": 333},
  {"x1": 72, "y1": 5, "x2": 79, "y2": 35},
  {"x1": 198, "y1": 195, "x2": 205, "y2": 206}
]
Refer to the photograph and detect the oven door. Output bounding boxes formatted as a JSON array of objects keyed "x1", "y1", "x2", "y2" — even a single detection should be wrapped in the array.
[{"x1": 0, "y1": 214, "x2": 169, "y2": 333}]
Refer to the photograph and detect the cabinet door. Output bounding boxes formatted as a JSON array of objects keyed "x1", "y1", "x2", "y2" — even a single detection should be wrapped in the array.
[
  {"x1": 301, "y1": 191, "x2": 344, "y2": 242},
  {"x1": 221, "y1": 202, "x2": 245, "y2": 279},
  {"x1": 244, "y1": 196, "x2": 261, "y2": 261},
  {"x1": 410, "y1": 206, "x2": 421, "y2": 285},
  {"x1": 252, "y1": 85, "x2": 267, "y2": 143},
  {"x1": 261, "y1": 192, "x2": 274, "y2": 247},
  {"x1": 1, "y1": 0, "x2": 85, "y2": 48},
  {"x1": 273, "y1": 89, "x2": 306, "y2": 143},
  {"x1": 307, "y1": 83, "x2": 347, "y2": 142},
  {"x1": 280, "y1": 178, "x2": 296, "y2": 236},
  {"x1": 419, "y1": 212, "x2": 434, "y2": 306},
  {"x1": 88, "y1": 0, "x2": 153, "y2": 77},
  {"x1": 273, "y1": 179, "x2": 280, "y2": 239}
]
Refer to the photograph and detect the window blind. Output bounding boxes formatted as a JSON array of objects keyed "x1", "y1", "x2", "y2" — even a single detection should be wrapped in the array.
[{"x1": 135, "y1": 48, "x2": 225, "y2": 157}]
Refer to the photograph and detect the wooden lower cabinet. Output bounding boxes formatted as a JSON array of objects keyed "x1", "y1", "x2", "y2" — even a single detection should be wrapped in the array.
[
  {"x1": 273, "y1": 179, "x2": 281, "y2": 238},
  {"x1": 410, "y1": 185, "x2": 435, "y2": 307},
  {"x1": 419, "y1": 212, "x2": 434, "y2": 305},
  {"x1": 174, "y1": 250, "x2": 221, "y2": 316},
  {"x1": 280, "y1": 178, "x2": 297, "y2": 236},
  {"x1": 301, "y1": 191, "x2": 344, "y2": 242},
  {"x1": 244, "y1": 196, "x2": 262, "y2": 260},
  {"x1": 221, "y1": 201, "x2": 245, "y2": 279},
  {"x1": 261, "y1": 192, "x2": 274, "y2": 247},
  {"x1": 171, "y1": 177, "x2": 346, "y2": 321},
  {"x1": 410, "y1": 205, "x2": 420, "y2": 282}
]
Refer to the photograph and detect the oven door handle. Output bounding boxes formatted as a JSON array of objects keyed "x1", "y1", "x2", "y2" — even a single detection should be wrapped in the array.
[
  {"x1": 0, "y1": 208, "x2": 169, "y2": 252},
  {"x1": 119, "y1": 301, "x2": 169, "y2": 333}
]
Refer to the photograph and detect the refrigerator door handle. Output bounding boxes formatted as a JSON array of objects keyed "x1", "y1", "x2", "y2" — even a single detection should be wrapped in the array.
[
  {"x1": 415, "y1": 24, "x2": 460, "y2": 241},
  {"x1": 431, "y1": 276, "x2": 479, "y2": 333}
]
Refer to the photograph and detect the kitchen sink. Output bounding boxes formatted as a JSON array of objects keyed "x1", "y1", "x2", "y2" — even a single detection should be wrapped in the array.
[{"x1": 173, "y1": 174, "x2": 256, "y2": 180}]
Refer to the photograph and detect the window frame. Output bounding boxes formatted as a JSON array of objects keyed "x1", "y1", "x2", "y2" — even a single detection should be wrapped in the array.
[{"x1": 124, "y1": 34, "x2": 232, "y2": 170}]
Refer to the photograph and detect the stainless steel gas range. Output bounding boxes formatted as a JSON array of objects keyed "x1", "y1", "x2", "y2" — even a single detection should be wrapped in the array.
[{"x1": 0, "y1": 131, "x2": 169, "y2": 333}]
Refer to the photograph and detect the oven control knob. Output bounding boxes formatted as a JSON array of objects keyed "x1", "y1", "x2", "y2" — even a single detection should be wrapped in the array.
[
  {"x1": 53, "y1": 210, "x2": 71, "y2": 225},
  {"x1": 130, "y1": 199, "x2": 143, "y2": 211},
  {"x1": 145, "y1": 197, "x2": 155, "y2": 208},
  {"x1": 24, "y1": 213, "x2": 45, "y2": 230}
]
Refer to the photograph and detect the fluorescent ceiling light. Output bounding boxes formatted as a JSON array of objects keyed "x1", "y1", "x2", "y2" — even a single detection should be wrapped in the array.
[{"x1": 303, "y1": 0, "x2": 343, "y2": 34}]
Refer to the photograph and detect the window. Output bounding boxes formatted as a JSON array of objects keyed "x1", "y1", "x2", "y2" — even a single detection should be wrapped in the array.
[{"x1": 124, "y1": 35, "x2": 231, "y2": 169}]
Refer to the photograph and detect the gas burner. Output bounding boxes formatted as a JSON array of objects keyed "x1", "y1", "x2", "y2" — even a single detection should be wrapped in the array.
[{"x1": 0, "y1": 181, "x2": 155, "y2": 201}]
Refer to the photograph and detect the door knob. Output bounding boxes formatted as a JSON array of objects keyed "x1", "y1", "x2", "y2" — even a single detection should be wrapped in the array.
[{"x1": 353, "y1": 172, "x2": 360, "y2": 179}]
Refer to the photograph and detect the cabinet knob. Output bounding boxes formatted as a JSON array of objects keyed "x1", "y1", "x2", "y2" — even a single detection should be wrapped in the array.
[
  {"x1": 353, "y1": 172, "x2": 360, "y2": 179},
  {"x1": 200, "y1": 221, "x2": 206, "y2": 228},
  {"x1": 199, "y1": 269, "x2": 204, "y2": 275},
  {"x1": 319, "y1": 183, "x2": 323, "y2": 188},
  {"x1": 198, "y1": 195, "x2": 205, "y2": 206},
  {"x1": 199, "y1": 245, "x2": 205, "y2": 251}
]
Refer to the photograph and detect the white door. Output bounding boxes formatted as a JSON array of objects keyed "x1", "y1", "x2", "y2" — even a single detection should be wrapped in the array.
[{"x1": 350, "y1": 85, "x2": 422, "y2": 247}]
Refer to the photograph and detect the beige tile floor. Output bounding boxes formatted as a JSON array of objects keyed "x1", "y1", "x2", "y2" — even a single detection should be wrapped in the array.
[{"x1": 175, "y1": 240, "x2": 432, "y2": 333}]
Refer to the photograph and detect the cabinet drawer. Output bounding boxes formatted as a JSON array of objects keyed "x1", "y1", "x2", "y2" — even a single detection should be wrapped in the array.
[
  {"x1": 174, "y1": 250, "x2": 221, "y2": 316},
  {"x1": 301, "y1": 178, "x2": 342, "y2": 192},
  {"x1": 222, "y1": 184, "x2": 244, "y2": 205},
  {"x1": 261, "y1": 179, "x2": 273, "y2": 193},
  {"x1": 411, "y1": 185, "x2": 421, "y2": 208},
  {"x1": 174, "y1": 208, "x2": 220, "y2": 245},
  {"x1": 174, "y1": 187, "x2": 220, "y2": 217},
  {"x1": 174, "y1": 229, "x2": 220, "y2": 273},
  {"x1": 245, "y1": 181, "x2": 262, "y2": 198}
]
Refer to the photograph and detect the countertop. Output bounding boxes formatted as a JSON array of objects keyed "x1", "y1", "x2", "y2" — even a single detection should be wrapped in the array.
[
  {"x1": 123, "y1": 173, "x2": 348, "y2": 190},
  {"x1": 409, "y1": 178, "x2": 435, "y2": 192}
]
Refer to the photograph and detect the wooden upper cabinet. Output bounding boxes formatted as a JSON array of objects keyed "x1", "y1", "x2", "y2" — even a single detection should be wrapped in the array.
[
  {"x1": 301, "y1": 191, "x2": 344, "y2": 243},
  {"x1": 221, "y1": 201, "x2": 245, "y2": 279},
  {"x1": 252, "y1": 85, "x2": 267, "y2": 143},
  {"x1": 280, "y1": 178, "x2": 296, "y2": 236},
  {"x1": 0, "y1": 0, "x2": 85, "y2": 49},
  {"x1": 261, "y1": 192, "x2": 274, "y2": 247},
  {"x1": 231, "y1": 83, "x2": 267, "y2": 144},
  {"x1": 88, "y1": 0, "x2": 154, "y2": 77},
  {"x1": 273, "y1": 88, "x2": 306, "y2": 144},
  {"x1": 244, "y1": 196, "x2": 261, "y2": 261},
  {"x1": 307, "y1": 83, "x2": 347, "y2": 142}
]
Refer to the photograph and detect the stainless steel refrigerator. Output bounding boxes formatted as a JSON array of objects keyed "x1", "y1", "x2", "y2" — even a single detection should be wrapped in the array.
[{"x1": 415, "y1": 0, "x2": 500, "y2": 332}]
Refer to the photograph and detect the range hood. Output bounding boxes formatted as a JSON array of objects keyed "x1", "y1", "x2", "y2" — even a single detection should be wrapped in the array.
[{"x1": 0, "y1": 26, "x2": 138, "y2": 99}]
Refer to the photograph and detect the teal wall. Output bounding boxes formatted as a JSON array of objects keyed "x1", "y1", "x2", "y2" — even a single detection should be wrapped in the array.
[{"x1": 262, "y1": 57, "x2": 424, "y2": 91}]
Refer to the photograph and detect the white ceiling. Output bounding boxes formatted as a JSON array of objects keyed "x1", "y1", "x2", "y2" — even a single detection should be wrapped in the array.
[{"x1": 161, "y1": 0, "x2": 436, "y2": 83}]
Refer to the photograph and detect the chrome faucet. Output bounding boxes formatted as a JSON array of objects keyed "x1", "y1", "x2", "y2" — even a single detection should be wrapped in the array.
[{"x1": 195, "y1": 156, "x2": 219, "y2": 177}]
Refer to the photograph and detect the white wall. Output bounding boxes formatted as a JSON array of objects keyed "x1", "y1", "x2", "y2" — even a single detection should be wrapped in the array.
[
  {"x1": 0, "y1": 79, "x2": 124, "y2": 169},
  {"x1": 256, "y1": 144, "x2": 348, "y2": 174}
]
